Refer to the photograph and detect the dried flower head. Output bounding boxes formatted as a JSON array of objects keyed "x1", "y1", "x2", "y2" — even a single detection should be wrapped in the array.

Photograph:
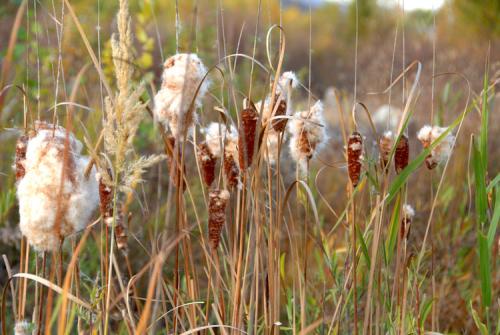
[
  {"x1": 198, "y1": 142, "x2": 217, "y2": 187},
  {"x1": 256, "y1": 71, "x2": 298, "y2": 131},
  {"x1": 289, "y1": 100, "x2": 327, "y2": 172},
  {"x1": 379, "y1": 131, "x2": 393, "y2": 171},
  {"x1": 203, "y1": 122, "x2": 236, "y2": 158},
  {"x1": 401, "y1": 204, "x2": 415, "y2": 240},
  {"x1": 417, "y1": 125, "x2": 455, "y2": 169},
  {"x1": 16, "y1": 122, "x2": 99, "y2": 251},
  {"x1": 394, "y1": 134, "x2": 409, "y2": 174},
  {"x1": 347, "y1": 132, "x2": 363, "y2": 187},
  {"x1": 154, "y1": 53, "x2": 210, "y2": 138},
  {"x1": 208, "y1": 189, "x2": 230, "y2": 250},
  {"x1": 14, "y1": 134, "x2": 29, "y2": 181},
  {"x1": 238, "y1": 105, "x2": 258, "y2": 170},
  {"x1": 224, "y1": 135, "x2": 240, "y2": 189}
]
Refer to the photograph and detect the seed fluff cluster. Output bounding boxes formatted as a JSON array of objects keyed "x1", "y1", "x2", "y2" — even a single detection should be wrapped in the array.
[
  {"x1": 417, "y1": 125, "x2": 455, "y2": 169},
  {"x1": 289, "y1": 100, "x2": 327, "y2": 172},
  {"x1": 154, "y1": 53, "x2": 210, "y2": 139},
  {"x1": 16, "y1": 122, "x2": 99, "y2": 251}
]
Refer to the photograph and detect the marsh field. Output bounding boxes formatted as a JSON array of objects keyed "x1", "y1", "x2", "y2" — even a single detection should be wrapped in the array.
[{"x1": 0, "y1": 0, "x2": 499, "y2": 334}]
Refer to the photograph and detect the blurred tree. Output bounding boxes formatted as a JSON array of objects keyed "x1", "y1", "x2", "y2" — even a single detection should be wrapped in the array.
[
  {"x1": 450, "y1": 0, "x2": 500, "y2": 38},
  {"x1": 347, "y1": 0, "x2": 378, "y2": 38}
]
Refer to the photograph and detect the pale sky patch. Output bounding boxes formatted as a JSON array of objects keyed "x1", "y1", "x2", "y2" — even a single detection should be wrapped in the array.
[{"x1": 326, "y1": 0, "x2": 446, "y2": 11}]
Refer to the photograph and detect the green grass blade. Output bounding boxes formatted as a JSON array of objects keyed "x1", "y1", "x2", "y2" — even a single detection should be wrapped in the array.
[
  {"x1": 478, "y1": 232, "x2": 492, "y2": 308},
  {"x1": 472, "y1": 139, "x2": 488, "y2": 227},
  {"x1": 488, "y1": 186, "x2": 499, "y2": 248},
  {"x1": 385, "y1": 194, "x2": 401, "y2": 264}
]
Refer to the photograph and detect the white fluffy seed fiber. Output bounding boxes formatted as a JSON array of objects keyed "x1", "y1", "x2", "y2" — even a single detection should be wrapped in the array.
[
  {"x1": 203, "y1": 122, "x2": 238, "y2": 158},
  {"x1": 153, "y1": 53, "x2": 210, "y2": 138},
  {"x1": 16, "y1": 122, "x2": 99, "y2": 251},
  {"x1": 417, "y1": 125, "x2": 455, "y2": 166},
  {"x1": 288, "y1": 100, "x2": 327, "y2": 171},
  {"x1": 256, "y1": 71, "x2": 298, "y2": 125}
]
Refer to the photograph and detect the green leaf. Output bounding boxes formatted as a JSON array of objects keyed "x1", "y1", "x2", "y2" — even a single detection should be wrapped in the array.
[
  {"x1": 420, "y1": 298, "x2": 433, "y2": 330},
  {"x1": 478, "y1": 232, "x2": 492, "y2": 308},
  {"x1": 356, "y1": 224, "x2": 371, "y2": 269},
  {"x1": 472, "y1": 139, "x2": 488, "y2": 227},
  {"x1": 480, "y1": 70, "x2": 489, "y2": 171},
  {"x1": 488, "y1": 186, "x2": 499, "y2": 248},
  {"x1": 385, "y1": 194, "x2": 401, "y2": 264}
]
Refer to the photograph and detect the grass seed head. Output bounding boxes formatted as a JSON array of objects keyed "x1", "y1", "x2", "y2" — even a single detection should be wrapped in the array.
[
  {"x1": 208, "y1": 189, "x2": 230, "y2": 250},
  {"x1": 394, "y1": 134, "x2": 409, "y2": 174},
  {"x1": 154, "y1": 53, "x2": 210, "y2": 139},
  {"x1": 347, "y1": 132, "x2": 363, "y2": 187}
]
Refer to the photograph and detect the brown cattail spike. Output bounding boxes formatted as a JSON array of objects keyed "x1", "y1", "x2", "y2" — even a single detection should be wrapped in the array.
[
  {"x1": 208, "y1": 189, "x2": 230, "y2": 250},
  {"x1": 347, "y1": 132, "x2": 363, "y2": 187},
  {"x1": 198, "y1": 142, "x2": 217, "y2": 187},
  {"x1": 394, "y1": 135, "x2": 409, "y2": 174},
  {"x1": 15, "y1": 135, "x2": 29, "y2": 181},
  {"x1": 224, "y1": 150, "x2": 239, "y2": 189},
  {"x1": 238, "y1": 106, "x2": 258, "y2": 170},
  {"x1": 98, "y1": 173, "x2": 113, "y2": 221},
  {"x1": 379, "y1": 131, "x2": 393, "y2": 172},
  {"x1": 271, "y1": 97, "x2": 288, "y2": 132}
]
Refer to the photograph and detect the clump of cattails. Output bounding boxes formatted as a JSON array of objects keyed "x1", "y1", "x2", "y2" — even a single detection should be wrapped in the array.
[
  {"x1": 16, "y1": 121, "x2": 99, "y2": 251},
  {"x1": 256, "y1": 71, "x2": 298, "y2": 131},
  {"x1": 417, "y1": 125, "x2": 455, "y2": 169},
  {"x1": 198, "y1": 142, "x2": 217, "y2": 187},
  {"x1": 208, "y1": 189, "x2": 230, "y2": 250},
  {"x1": 394, "y1": 134, "x2": 409, "y2": 174},
  {"x1": 347, "y1": 132, "x2": 363, "y2": 187},
  {"x1": 203, "y1": 122, "x2": 240, "y2": 189},
  {"x1": 379, "y1": 131, "x2": 393, "y2": 171},
  {"x1": 238, "y1": 104, "x2": 258, "y2": 170},
  {"x1": 153, "y1": 53, "x2": 210, "y2": 138},
  {"x1": 289, "y1": 100, "x2": 327, "y2": 172},
  {"x1": 401, "y1": 204, "x2": 415, "y2": 241}
]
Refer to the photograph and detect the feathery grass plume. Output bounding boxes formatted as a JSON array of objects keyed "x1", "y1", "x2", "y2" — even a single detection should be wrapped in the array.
[
  {"x1": 238, "y1": 104, "x2": 258, "y2": 170},
  {"x1": 347, "y1": 132, "x2": 363, "y2": 187},
  {"x1": 256, "y1": 71, "x2": 298, "y2": 131},
  {"x1": 379, "y1": 131, "x2": 393, "y2": 171},
  {"x1": 401, "y1": 204, "x2": 415, "y2": 241},
  {"x1": 14, "y1": 320, "x2": 31, "y2": 335},
  {"x1": 394, "y1": 134, "x2": 409, "y2": 174},
  {"x1": 208, "y1": 189, "x2": 230, "y2": 250},
  {"x1": 14, "y1": 134, "x2": 28, "y2": 181},
  {"x1": 153, "y1": 53, "x2": 210, "y2": 139},
  {"x1": 101, "y1": 0, "x2": 164, "y2": 196},
  {"x1": 197, "y1": 142, "x2": 216, "y2": 187},
  {"x1": 16, "y1": 121, "x2": 99, "y2": 251},
  {"x1": 417, "y1": 125, "x2": 455, "y2": 170},
  {"x1": 289, "y1": 100, "x2": 327, "y2": 172}
]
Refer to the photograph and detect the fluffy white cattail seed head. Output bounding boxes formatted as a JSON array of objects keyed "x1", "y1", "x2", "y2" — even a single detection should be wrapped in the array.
[
  {"x1": 203, "y1": 122, "x2": 238, "y2": 158},
  {"x1": 14, "y1": 320, "x2": 31, "y2": 335},
  {"x1": 257, "y1": 71, "x2": 298, "y2": 127},
  {"x1": 154, "y1": 53, "x2": 210, "y2": 138},
  {"x1": 288, "y1": 100, "x2": 327, "y2": 171},
  {"x1": 16, "y1": 122, "x2": 99, "y2": 251},
  {"x1": 264, "y1": 130, "x2": 281, "y2": 165},
  {"x1": 417, "y1": 125, "x2": 455, "y2": 169},
  {"x1": 402, "y1": 204, "x2": 415, "y2": 219}
]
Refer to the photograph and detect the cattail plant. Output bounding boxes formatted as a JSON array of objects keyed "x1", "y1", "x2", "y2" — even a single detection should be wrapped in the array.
[
  {"x1": 256, "y1": 71, "x2": 298, "y2": 131},
  {"x1": 347, "y1": 132, "x2": 363, "y2": 187},
  {"x1": 203, "y1": 122, "x2": 240, "y2": 189},
  {"x1": 14, "y1": 135, "x2": 29, "y2": 182},
  {"x1": 197, "y1": 142, "x2": 217, "y2": 187},
  {"x1": 394, "y1": 134, "x2": 409, "y2": 174},
  {"x1": 165, "y1": 136, "x2": 186, "y2": 191},
  {"x1": 401, "y1": 204, "x2": 415, "y2": 241},
  {"x1": 14, "y1": 320, "x2": 30, "y2": 335},
  {"x1": 208, "y1": 189, "x2": 230, "y2": 250},
  {"x1": 153, "y1": 53, "x2": 210, "y2": 139},
  {"x1": 16, "y1": 121, "x2": 99, "y2": 251},
  {"x1": 264, "y1": 129, "x2": 280, "y2": 164},
  {"x1": 238, "y1": 104, "x2": 258, "y2": 170},
  {"x1": 289, "y1": 100, "x2": 327, "y2": 172},
  {"x1": 379, "y1": 131, "x2": 393, "y2": 171},
  {"x1": 417, "y1": 125, "x2": 455, "y2": 169}
]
